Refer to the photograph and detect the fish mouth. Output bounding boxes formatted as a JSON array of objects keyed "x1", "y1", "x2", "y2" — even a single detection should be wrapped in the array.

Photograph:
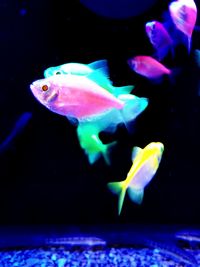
[{"x1": 127, "y1": 59, "x2": 136, "y2": 70}]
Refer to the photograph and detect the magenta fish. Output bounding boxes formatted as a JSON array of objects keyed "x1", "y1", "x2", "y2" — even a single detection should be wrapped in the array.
[
  {"x1": 145, "y1": 21, "x2": 174, "y2": 60},
  {"x1": 128, "y1": 55, "x2": 171, "y2": 80},
  {"x1": 169, "y1": 0, "x2": 197, "y2": 52}
]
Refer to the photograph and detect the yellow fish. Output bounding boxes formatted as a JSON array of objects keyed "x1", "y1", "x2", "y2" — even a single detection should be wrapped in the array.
[{"x1": 107, "y1": 142, "x2": 164, "y2": 215}]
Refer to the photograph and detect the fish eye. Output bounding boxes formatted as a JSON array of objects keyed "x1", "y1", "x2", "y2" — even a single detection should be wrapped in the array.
[{"x1": 42, "y1": 84, "x2": 49, "y2": 91}]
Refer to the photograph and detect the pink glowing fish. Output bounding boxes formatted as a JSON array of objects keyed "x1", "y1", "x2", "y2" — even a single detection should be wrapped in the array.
[
  {"x1": 169, "y1": 0, "x2": 197, "y2": 52},
  {"x1": 30, "y1": 74, "x2": 125, "y2": 119},
  {"x1": 145, "y1": 21, "x2": 174, "y2": 60},
  {"x1": 128, "y1": 55, "x2": 171, "y2": 80}
]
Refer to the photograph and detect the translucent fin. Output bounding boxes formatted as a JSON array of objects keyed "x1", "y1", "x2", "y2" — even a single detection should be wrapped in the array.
[
  {"x1": 188, "y1": 36, "x2": 191, "y2": 54},
  {"x1": 112, "y1": 85, "x2": 134, "y2": 97},
  {"x1": 67, "y1": 116, "x2": 79, "y2": 126},
  {"x1": 107, "y1": 181, "x2": 126, "y2": 215},
  {"x1": 87, "y1": 68, "x2": 113, "y2": 90},
  {"x1": 156, "y1": 45, "x2": 171, "y2": 61},
  {"x1": 77, "y1": 124, "x2": 115, "y2": 165},
  {"x1": 118, "y1": 94, "x2": 148, "y2": 131},
  {"x1": 131, "y1": 146, "x2": 142, "y2": 162},
  {"x1": 87, "y1": 65, "x2": 134, "y2": 97},
  {"x1": 88, "y1": 59, "x2": 109, "y2": 72},
  {"x1": 88, "y1": 152, "x2": 101, "y2": 165},
  {"x1": 87, "y1": 64, "x2": 110, "y2": 81},
  {"x1": 107, "y1": 181, "x2": 124, "y2": 195},
  {"x1": 128, "y1": 186, "x2": 144, "y2": 204},
  {"x1": 102, "y1": 141, "x2": 117, "y2": 165}
]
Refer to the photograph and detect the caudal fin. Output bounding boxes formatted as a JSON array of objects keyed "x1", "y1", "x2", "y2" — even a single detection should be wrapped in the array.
[
  {"x1": 107, "y1": 181, "x2": 126, "y2": 215},
  {"x1": 102, "y1": 141, "x2": 117, "y2": 165},
  {"x1": 77, "y1": 124, "x2": 116, "y2": 165},
  {"x1": 118, "y1": 94, "x2": 148, "y2": 131}
]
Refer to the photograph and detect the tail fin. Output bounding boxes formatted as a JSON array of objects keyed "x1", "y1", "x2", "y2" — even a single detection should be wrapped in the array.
[
  {"x1": 101, "y1": 141, "x2": 117, "y2": 165},
  {"x1": 77, "y1": 125, "x2": 116, "y2": 165},
  {"x1": 107, "y1": 181, "x2": 127, "y2": 215},
  {"x1": 118, "y1": 94, "x2": 148, "y2": 131}
]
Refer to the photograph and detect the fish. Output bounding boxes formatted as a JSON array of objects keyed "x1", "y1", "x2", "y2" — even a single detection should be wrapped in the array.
[
  {"x1": 30, "y1": 72, "x2": 147, "y2": 164},
  {"x1": 169, "y1": 0, "x2": 197, "y2": 52},
  {"x1": 44, "y1": 59, "x2": 134, "y2": 97},
  {"x1": 0, "y1": 112, "x2": 32, "y2": 154},
  {"x1": 128, "y1": 55, "x2": 171, "y2": 80},
  {"x1": 30, "y1": 74, "x2": 131, "y2": 119},
  {"x1": 145, "y1": 21, "x2": 174, "y2": 60},
  {"x1": 77, "y1": 94, "x2": 148, "y2": 164},
  {"x1": 107, "y1": 142, "x2": 164, "y2": 215}
]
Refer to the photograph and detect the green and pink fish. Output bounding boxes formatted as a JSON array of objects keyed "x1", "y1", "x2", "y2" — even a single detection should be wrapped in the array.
[{"x1": 30, "y1": 61, "x2": 148, "y2": 164}]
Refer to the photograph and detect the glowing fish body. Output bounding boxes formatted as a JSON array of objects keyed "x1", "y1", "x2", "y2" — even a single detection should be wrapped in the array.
[
  {"x1": 30, "y1": 74, "x2": 124, "y2": 119},
  {"x1": 128, "y1": 55, "x2": 171, "y2": 79},
  {"x1": 30, "y1": 74, "x2": 146, "y2": 164},
  {"x1": 77, "y1": 94, "x2": 148, "y2": 164},
  {"x1": 169, "y1": 0, "x2": 197, "y2": 52},
  {"x1": 44, "y1": 60, "x2": 134, "y2": 97},
  {"x1": 107, "y1": 142, "x2": 164, "y2": 215},
  {"x1": 145, "y1": 21, "x2": 174, "y2": 60}
]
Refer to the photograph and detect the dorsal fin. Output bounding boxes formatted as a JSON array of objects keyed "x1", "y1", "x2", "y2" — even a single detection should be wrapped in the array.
[
  {"x1": 131, "y1": 146, "x2": 142, "y2": 162},
  {"x1": 88, "y1": 59, "x2": 109, "y2": 72},
  {"x1": 87, "y1": 68, "x2": 114, "y2": 91}
]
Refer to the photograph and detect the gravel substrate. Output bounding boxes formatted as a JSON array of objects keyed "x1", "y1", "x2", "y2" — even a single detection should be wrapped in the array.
[{"x1": 0, "y1": 245, "x2": 198, "y2": 267}]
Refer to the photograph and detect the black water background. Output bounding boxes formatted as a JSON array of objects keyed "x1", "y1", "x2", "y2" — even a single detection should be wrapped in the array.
[{"x1": 0, "y1": 0, "x2": 200, "y2": 225}]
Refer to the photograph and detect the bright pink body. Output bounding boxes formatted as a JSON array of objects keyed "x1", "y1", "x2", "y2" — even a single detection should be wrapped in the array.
[
  {"x1": 129, "y1": 56, "x2": 171, "y2": 79},
  {"x1": 30, "y1": 75, "x2": 124, "y2": 119}
]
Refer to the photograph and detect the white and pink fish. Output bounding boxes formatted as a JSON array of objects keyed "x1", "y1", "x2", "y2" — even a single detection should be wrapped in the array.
[
  {"x1": 169, "y1": 0, "x2": 197, "y2": 52},
  {"x1": 30, "y1": 74, "x2": 125, "y2": 120}
]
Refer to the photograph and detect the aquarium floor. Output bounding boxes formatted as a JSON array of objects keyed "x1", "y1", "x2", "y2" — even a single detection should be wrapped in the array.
[{"x1": 0, "y1": 224, "x2": 199, "y2": 267}]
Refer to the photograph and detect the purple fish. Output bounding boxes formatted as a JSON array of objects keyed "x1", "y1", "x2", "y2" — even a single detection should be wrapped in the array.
[{"x1": 145, "y1": 21, "x2": 174, "y2": 60}]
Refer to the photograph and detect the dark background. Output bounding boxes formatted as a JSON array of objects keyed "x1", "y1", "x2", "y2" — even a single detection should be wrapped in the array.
[{"x1": 0, "y1": 0, "x2": 200, "y2": 225}]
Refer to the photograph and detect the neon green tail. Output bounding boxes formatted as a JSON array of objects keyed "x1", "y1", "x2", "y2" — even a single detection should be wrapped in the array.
[{"x1": 107, "y1": 181, "x2": 126, "y2": 215}]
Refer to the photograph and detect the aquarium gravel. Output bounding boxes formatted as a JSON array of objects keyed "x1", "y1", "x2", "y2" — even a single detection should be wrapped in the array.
[{"x1": 0, "y1": 245, "x2": 198, "y2": 267}]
